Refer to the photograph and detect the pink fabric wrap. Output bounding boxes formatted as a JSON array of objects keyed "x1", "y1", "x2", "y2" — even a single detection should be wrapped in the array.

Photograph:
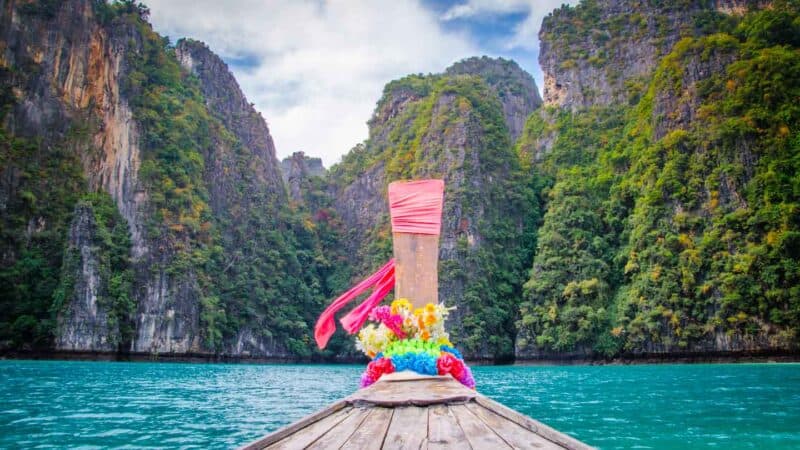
[
  {"x1": 314, "y1": 259, "x2": 395, "y2": 349},
  {"x1": 388, "y1": 179, "x2": 444, "y2": 235}
]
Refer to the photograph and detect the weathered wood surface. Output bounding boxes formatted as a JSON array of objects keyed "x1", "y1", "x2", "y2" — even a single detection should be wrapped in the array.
[
  {"x1": 393, "y1": 233, "x2": 439, "y2": 308},
  {"x1": 240, "y1": 376, "x2": 594, "y2": 450},
  {"x1": 348, "y1": 375, "x2": 476, "y2": 407}
]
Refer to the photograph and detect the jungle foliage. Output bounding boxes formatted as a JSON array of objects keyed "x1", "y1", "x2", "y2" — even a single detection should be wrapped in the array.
[{"x1": 516, "y1": 3, "x2": 800, "y2": 356}]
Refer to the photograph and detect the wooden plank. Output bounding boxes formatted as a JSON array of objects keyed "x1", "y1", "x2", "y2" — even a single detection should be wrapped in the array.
[
  {"x1": 264, "y1": 406, "x2": 353, "y2": 450},
  {"x1": 340, "y1": 407, "x2": 394, "y2": 449},
  {"x1": 303, "y1": 406, "x2": 371, "y2": 450},
  {"x1": 383, "y1": 406, "x2": 428, "y2": 450},
  {"x1": 238, "y1": 400, "x2": 349, "y2": 449},
  {"x1": 427, "y1": 404, "x2": 470, "y2": 450},
  {"x1": 380, "y1": 372, "x2": 449, "y2": 382},
  {"x1": 474, "y1": 396, "x2": 594, "y2": 450},
  {"x1": 450, "y1": 404, "x2": 513, "y2": 449},
  {"x1": 348, "y1": 376, "x2": 476, "y2": 407},
  {"x1": 465, "y1": 402, "x2": 564, "y2": 449},
  {"x1": 393, "y1": 233, "x2": 439, "y2": 308}
]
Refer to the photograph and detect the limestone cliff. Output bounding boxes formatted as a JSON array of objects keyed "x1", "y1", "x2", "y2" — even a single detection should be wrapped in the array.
[
  {"x1": 0, "y1": 0, "x2": 319, "y2": 358},
  {"x1": 55, "y1": 204, "x2": 117, "y2": 352},
  {"x1": 281, "y1": 151, "x2": 326, "y2": 204},
  {"x1": 327, "y1": 68, "x2": 538, "y2": 360},
  {"x1": 445, "y1": 56, "x2": 542, "y2": 141},
  {"x1": 175, "y1": 39, "x2": 286, "y2": 202},
  {"x1": 539, "y1": 0, "x2": 769, "y2": 110},
  {"x1": 0, "y1": 0, "x2": 146, "y2": 352},
  {"x1": 515, "y1": 0, "x2": 799, "y2": 359}
]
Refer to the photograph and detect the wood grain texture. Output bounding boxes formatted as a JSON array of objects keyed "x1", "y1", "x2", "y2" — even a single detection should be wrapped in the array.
[
  {"x1": 393, "y1": 233, "x2": 439, "y2": 308},
  {"x1": 465, "y1": 402, "x2": 562, "y2": 449},
  {"x1": 383, "y1": 406, "x2": 428, "y2": 450},
  {"x1": 450, "y1": 403, "x2": 513, "y2": 449},
  {"x1": 304, "y1": 407, "x2": 371, "y2": 450},
  {"x1": 240, "y1": 378, "x2": 594, "y2": 450},
  {"x1": 264, "y1": 407, "x2": 353, "y2": 450},
  {"x1": 348, "y1": 377, "x2": 476, "y2": 407},
  {"x1": 239, "y1": 400, "x2": 349, "y2": 450},
  {"x1": 341, "y1": 407, "x2": 394, "y2": 449},
  {"x1": 427, "y1": 404, "x2": 470, "y2": 450}
]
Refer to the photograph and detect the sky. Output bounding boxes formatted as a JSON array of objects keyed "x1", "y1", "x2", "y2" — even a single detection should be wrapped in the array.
[{"x1": 145, "y1": 0, "x2": 578, "y2": 167}]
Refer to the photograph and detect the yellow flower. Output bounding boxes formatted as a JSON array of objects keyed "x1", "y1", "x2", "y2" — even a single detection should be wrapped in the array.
[
  {"x1": 391, "y1": 298, "x2": 412, "y2": 315},
  {"x1": 424, "y1": 303, "x2": 436, "y2": 313},
  {"x1": 414, "y1": 308, "x2": 424, "y2": 317}
]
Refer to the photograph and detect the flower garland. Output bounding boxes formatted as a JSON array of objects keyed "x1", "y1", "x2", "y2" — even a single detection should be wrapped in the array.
[{"x1": 356, "y1": 299, "x2": 475, "y2": 389}]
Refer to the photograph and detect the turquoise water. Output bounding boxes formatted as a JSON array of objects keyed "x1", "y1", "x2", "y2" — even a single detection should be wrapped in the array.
[{"x1": 0, "y1": 361, "x2": 798, "y2": 449}]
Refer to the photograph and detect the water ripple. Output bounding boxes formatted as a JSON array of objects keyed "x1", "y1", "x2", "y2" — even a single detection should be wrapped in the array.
[{"x1": 1, "y1": 361, "x2": 799, "y2": 449}]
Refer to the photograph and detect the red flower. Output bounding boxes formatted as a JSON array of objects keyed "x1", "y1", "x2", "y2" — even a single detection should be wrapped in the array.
[
  {"x1": 366, "y1": 357, "x2": 395, "y2": 381},
  {"x1": 449, "y1": 359, "x2": 466, "y2": 380},
  {"x1": 437, "y1": 353, "x2": 457, "y2": 376}
]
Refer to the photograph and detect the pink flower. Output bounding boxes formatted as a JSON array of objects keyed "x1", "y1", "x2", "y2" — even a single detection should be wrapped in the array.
[
  {"x1": 369, "y1": 306, "x2": 391, "y2": 322},
  {"x1": 437, "y1": 353, "x2": 475, "y2": 389},
  {"x1": 369, "y1": 306, "x2": 406, "y2": 338}
]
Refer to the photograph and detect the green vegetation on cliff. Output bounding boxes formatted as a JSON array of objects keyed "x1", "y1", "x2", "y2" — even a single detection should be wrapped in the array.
[
  {"x1": 517, "y1": 3, "x2": 800, "y2": 357},
  {"x1": 2, "y1": 0, "x2": 798, "y2": 361},
  {"x1": 0, "y1": 109, "x2": 86, "y2": 347},
  {"x1": 329, "y1": 72, "x2": 538, "y2": 360},
  {"x1": 111, "y1": 6, "x2": 329, "y2": 355},
  {"x1": 0, "y1": 1, "x2": 328, "y2": 356}
]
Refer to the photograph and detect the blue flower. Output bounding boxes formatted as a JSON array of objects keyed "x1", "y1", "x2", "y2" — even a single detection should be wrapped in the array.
[
  {"x1": 390, "y1": 351, "x2": 438, "y2": 375},
  {"x1": 440, "y1": 345, "x2": 463, "y2": 360}
]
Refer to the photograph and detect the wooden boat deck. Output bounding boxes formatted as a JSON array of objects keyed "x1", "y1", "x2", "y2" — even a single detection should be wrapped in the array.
[{"x1": 240, "y1": 373, "x2": 593, "y2": 450}]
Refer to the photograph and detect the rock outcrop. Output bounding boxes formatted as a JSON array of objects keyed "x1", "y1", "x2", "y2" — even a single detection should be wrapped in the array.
[
  {"x1": 445, "y1": 56, "x2": 542, "y2": 141},
  {"x1": 0, "y1": 0, "x2": 311, "y2": 358},
  {"x1": 55, "y1": 204, "x2": 117, "y2": 351},
  {"x1": 539, "y1": 0, "x2": 769, "y2": 110},
  {"x1": 515, "y1": 0, "x2": 798, "y2": 360},
  {"x1": 175, "y1": 39, "x2": 286, "y2": 201},
  {"x1": 328, "y1": 70, "x2": 536, "y2": 360},
  {"x1": 281, "y1": 151, "x2": 325, "y2": 204}
]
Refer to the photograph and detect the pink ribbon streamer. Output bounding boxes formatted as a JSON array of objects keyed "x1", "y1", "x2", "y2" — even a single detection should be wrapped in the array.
[
  {"x1": 314, "y1": 259, "x2": 395, "y2": 349},
  {"x1": 314, "y1": 179, "x2": 445, "y2": 349},
  {"x1": 340, "y1": 265, "x2": 395, "y2": 334},
  {"x1": 388, "y1": 179, "x2": 445, "y2": 235}
]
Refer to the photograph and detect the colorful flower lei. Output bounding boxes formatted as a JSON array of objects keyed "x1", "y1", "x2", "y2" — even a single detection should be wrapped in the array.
[{"x1": 356, "y1": 298, "x2": 475, "y2": 389}]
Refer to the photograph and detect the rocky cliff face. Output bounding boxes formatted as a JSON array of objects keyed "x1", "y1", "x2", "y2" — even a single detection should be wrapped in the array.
[
  {"x1": 281, "y1": 151, "x2": 325, "y2": 204},
  {"x1": 0, "y1": 0, "x2": 149, "y2": 352},
  {"x1": 0, "y1": 0, "x2": 317, "y2": 357},
  {"x1": 55, "y1": 204, "x2": 116, "y2": 351},
  {"x1": 3, "y1": 0, "x2": 795, "y2": 362},
  {"x1": 445, "y1": 56, "x2": 542, "y2": 141},
  {"x1": 539, "y1": 0, "x2": 768, "y2": 110},
  {"x1": 175, "y1": 39, "x2": 286, "y2": 201},
  {"x1": 516, "y1": 0, "x2": 799, "y2": 359},
  {"x1": 327, "y1": 68, "x2": 538, "y2": 360}
]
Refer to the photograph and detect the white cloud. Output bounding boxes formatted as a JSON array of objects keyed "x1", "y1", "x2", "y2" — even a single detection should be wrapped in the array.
[
  {"x1": 441, "y1": 0, "x2": 532, "y2": 21},
  {"x1": 441, "y1": 1, "x2": 579, "y2": 51},
  {"x1": 145, "y1": 0, "x2": 477, "y2": 167},
  {"x1": 439, "y1": 0, "x2": 579, "y2": 95}
]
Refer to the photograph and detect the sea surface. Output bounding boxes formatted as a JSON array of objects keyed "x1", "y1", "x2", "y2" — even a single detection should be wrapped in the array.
[{"x1": 0, "y1": 360, "x2": 798, "y2": 449}]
